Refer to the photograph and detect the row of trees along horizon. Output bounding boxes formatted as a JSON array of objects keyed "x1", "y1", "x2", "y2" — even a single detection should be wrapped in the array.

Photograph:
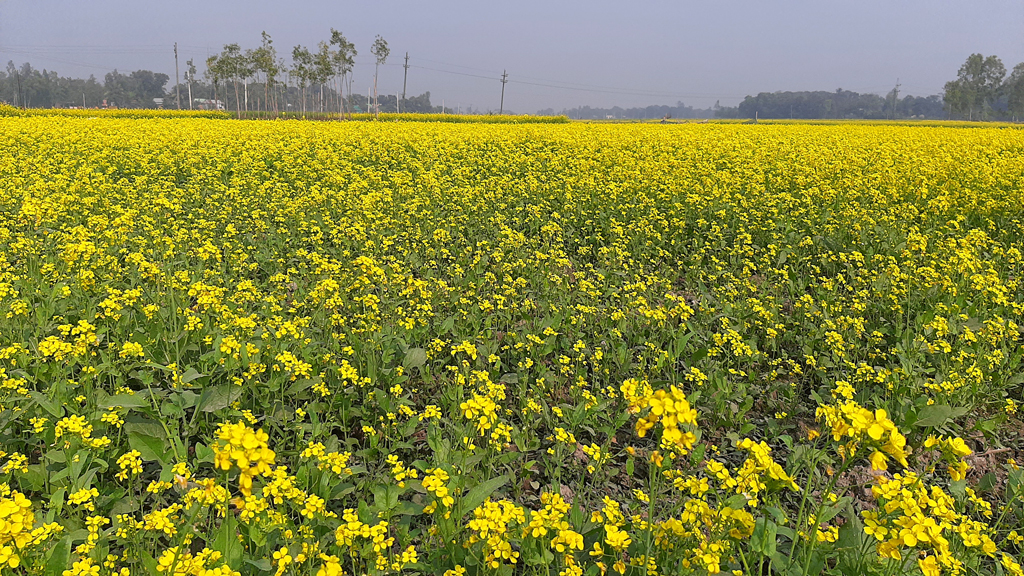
[{"x1": 1, "y1": 39, "x2": 1023, "y2": 121}]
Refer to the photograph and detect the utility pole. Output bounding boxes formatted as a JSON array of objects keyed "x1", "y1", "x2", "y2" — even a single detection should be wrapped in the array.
[
  {"x1": 892, "y1": 78, "x2": 901, "y2": 120},
  {"x1": 499, "y1": 70, "x2": 507, "y2": 114},
  {"x1": 402, "y1": 52, "x2": 409, "y2": 101},
  {"x1": 174, "y1": 43, "x2": 181, "y2": 110},
  {"x1": 83, "y1": 93, "x2": 86, "y2": 108}
]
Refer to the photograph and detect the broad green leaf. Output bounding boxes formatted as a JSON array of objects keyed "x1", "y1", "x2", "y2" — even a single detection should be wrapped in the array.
[
  {"x1": 198, "y1": 385, "x2": 235, "y2": 413},
  {"x1": 215, "y1": 513, "x2": 243, "y2": 570},
  {"x1": 97, "y1": 394, "x2": 150, "y2": 409},
  {"x1": 914, "y1": 404, "x2": 953, "y2": 427},
  {"x1": 403, "y1": 347, "x2": 427, "y2": 369},
  {"x1": 128, "y1": 432, "x2": 167, "y2": 464},
  {"x1": 43, "y1": 534, "x2": 72, "y2": 576},
  {"x1": 460, "y1": 475, "x2": 509, "y2": 514},
  {"x1": 180, "y1": 367, "x2": 205, "y2": 384},
  {"x1": 29, "y1": 391, "x2": 63, "y2": 418}
]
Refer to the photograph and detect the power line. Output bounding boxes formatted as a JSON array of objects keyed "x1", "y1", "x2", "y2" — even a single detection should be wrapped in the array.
[
  {"x1": 408, "y1": 64, "x2": 499, "y2": 81},
  {"x1": 406, "y1": 54, "x2": 749, "y2": 99},
  {"x1": 1, "y1": 43, "x2": 946, "y2": 110}
]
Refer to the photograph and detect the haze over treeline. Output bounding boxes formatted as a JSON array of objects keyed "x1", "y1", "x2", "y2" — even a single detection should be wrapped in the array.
[{"x1": 3, "y1": 52, "x2": 1024, "y2": 121}]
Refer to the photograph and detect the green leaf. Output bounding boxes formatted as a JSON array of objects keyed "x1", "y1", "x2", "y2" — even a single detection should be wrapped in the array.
[
  {"x1": 47, "y1": 489, "x2": 66, "y2": 522},
  {"x1": 762, "y1": 519, "x2": 777, "y2": 557},
  {"x1": 29, "y1": 391, "x2": 64, "y2": 418},
  {"x1": 128, "y1": 432, "x2": 167, "y2": 464},
  {"x1": 97, "y1": 394, "x2": 150, "y2": 409},
  {"x1": 979, "y1": 472, "x2": 997, "y2": 493},
  {"x1": 123, "y1": 416, "x2": 167, "y2": 440},
  {"x1": 914, "y1": 404, "x2": 953, "y2": 428},
  {"x1": 244, "y1": 559, "x2": 272, "y2": 572},
  {"x1": 214, "y1": 513, "x2": 243, "y2": 570},
  {"x1": 195, "y1": 442, "x2": 215, "y2": 463},
  {"x1": 751, "y1": 517, "x2": 768, "y2": 554},
  {"x1": 198, "y1": 385, "x2": 235, "y2": 413},
  {"x1": 372, "y1": 484, "x2": 400, "y2": 511},
  {"x1": 43, "y1": 535, "x2": 72, "y2": 576},
  {"x1": 724, "y1": 494, "x2": 748, "y2": 509},
  {"x1": 764, "y1": 506, "x2": 787, "y2": 525},
  {"x1": 403, "y1": 348, "x2": 427, "y2": 370},
  {"x1": 440, "y1": 316, "x2": 456, "y2": 334},
  {"x1": 395, "y1": 501, "x2": 424, "y2": 516},
  {"x1": 180, "y1": 367, "x2": 205, "y2": 384},
  {"x1": 460, "y1": 475, "x2": 509, "y2": 515},
  {"x1": 817, "y1": 503, "x2": 844, "y2": 525},
  {"x1": 139, "y1": 550, "x2": 159, "y2": 576}
]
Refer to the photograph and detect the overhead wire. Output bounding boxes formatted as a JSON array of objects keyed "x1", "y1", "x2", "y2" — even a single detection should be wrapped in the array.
[{"x1": 0, "y1": 44, "x2": 943, "y2": 105}]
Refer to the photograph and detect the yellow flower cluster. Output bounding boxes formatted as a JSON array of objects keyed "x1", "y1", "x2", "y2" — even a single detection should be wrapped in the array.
[
  {"x1": 869, "y1": 471, "x2": 998, "y2": 573},
  {"x1": 816, "y1": 397, "x2": 908, "y2": 470},
  {"x1": 422, "y1": 468, "x2": 455, "y2": 512},
  {"x1": 211, "y1": 421, "x2": 276, "y2": 496},
  {"x1": 634, "y1": 386, "x2": 698, "y2": 453},
  {"x1": 156, "y1": 546, "x2": 240, "y2": 575},
  {"x1": 0, "y1": 491, "x2": 62, "y2": 569},
  {"x1": 467, "y1": 499, "x2": 526, "y2": 568},
  {"x1": 299, "y1": 442, "x2": 353, "y2": 476}
]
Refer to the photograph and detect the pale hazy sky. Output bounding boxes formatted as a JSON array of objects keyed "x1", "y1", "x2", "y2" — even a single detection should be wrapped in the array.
[{"x1": 1, "y1": 0, "x2": 1022, "y2": 112}]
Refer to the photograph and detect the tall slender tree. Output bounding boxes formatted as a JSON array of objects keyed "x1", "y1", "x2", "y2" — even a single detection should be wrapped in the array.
[
  {"x1": 216, "y1": 44, "x2": 244, "y2": 117},
  {"x1": 329, "y1": 29, "x2": 357, "y2": 120},
  {"x1": 313, "y1": 42, "x2": 333, "y2": 113},
  {"x1": 185, "y1": 58, "x2": 196, "y2": 110},
  {"x1": 253, "y1": 32, "x2": 279, "y2": 115},
  {"x1": 204, "y1": 55, "x2": 220, "y2": 109},
  {"x1": 1006, "y1": 62, "x2": 1024, "y2": 122},
  {"x1": 291, "y1": 45, "x2": 313, "y2": 114},
  {"x1": 240, "y1": 49, "x2": 256, "y2": 113},
  {"x1": 371, "y1": 35, "x2": 389, "y2": 117}
]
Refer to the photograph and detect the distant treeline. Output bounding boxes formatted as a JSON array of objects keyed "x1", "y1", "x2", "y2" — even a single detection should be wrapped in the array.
[
  {"x1": 713, "y1": 90, "x2": 946, "y2": 120},
  {"x1": 5, "y1": 50, "x2": 1023, "y2": 122},
  {"x1": 0, "y1": 62, "x2": 169, "y2": 109},
  {"x1": 0, "y1": 61, "x2": 454, "y2": 115},
  {"x1": 715, "y1": 54, "x2": 1024, "y2": 121},
  {"x1": 538, "y1": 102, "x2": 716, "y2": 120}
]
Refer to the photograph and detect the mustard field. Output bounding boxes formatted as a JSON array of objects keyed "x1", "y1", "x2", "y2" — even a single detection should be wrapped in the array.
[{"x1": 1, "y1": 118, "x2": 1023, "y2": 576}]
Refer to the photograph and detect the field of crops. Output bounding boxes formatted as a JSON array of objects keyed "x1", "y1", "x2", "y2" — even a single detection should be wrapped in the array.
[{"x1": 1, "y1": 118, "x2": 1023, "y2": 576}]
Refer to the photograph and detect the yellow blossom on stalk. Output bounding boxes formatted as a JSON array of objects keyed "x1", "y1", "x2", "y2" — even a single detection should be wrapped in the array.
[
  {"x1": 423, "y1": 468, "x2": 455, "y2": 512},
  {"x1": 116, "y1": 450, "x2": 143, "y2": 480},
  {"x1": 634, "y1": 385, "x2": 698, "y2": 453},
  {"x1": 300, "y1": 442, "x2": 353, "y2": 476},
  {"x1": 460, "y1": 394, "x2": 499, "y2": 434},
  {"x1": 467, "y1": 499, "x2": 525, "y2": 568},
  {"x1": 604, "y1": 524, "x2": 632, "y2": 551},
  {"x1": 68, "y1": 487, "x2": 99, "y2": 511},
  {"x1": 211, "y1": 421, "x2": 276, "y2": 496},
  {"x1": 119, "y1": 341, "x2": 145, "y2": 359},
  {"x1": 0, "y1": 491, "x2": 41, "y2": 565},
  {"x1": 816, "y1": 398, "x2": 908, "y2": 468}
]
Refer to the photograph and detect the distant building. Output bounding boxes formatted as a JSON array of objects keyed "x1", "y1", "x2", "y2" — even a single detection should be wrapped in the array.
[{"x1": 194, "y1": 99, "x2": 225, "y2": 111}]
